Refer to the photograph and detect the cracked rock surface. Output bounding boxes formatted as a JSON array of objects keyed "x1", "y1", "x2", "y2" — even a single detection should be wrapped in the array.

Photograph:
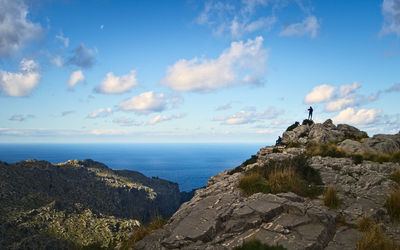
[{"x1": 135, "y1": 124, "x2": 400, "y2": 250}]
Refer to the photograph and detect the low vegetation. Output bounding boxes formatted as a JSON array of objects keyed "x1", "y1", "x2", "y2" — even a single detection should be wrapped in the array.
[
  {"x1": 306, "y1": 141, "x2": 400, "y2": 164},
  {"x1": 323, "y1": 185, "x2": 341, "y2": 209},
  {"x1": 286, "y1": 121, "x2": 300, "y2": 132},
  {"x1": 302, "y1": 119, "x2": 314, "y2": 126},
  {"x1": 385, "y1": 187, "x2": 400, "y2": 221},
  {"x1": 229, "y1": 155, "x2": 258, "y2": 175},
  {"x1": 356, "y1": 215, "x2": 375, "y2": 233},
  {"x1": 233, "y1": 239, "x2": 287, "y2": 250},
  {"x1": 356, "y1": 223, "x2": 400, "y2": 250},
  {"x1": 238, "y1": 154, "x2": 323, "y2": 198},
  {"x1": 306, "y1": 141, "x2": 346, "y2": 158},
  {"x1": 390, "y1": 169, "x2": 400, "y2": 184},
  {"x1": 119, "y1": 217, "x2": 168, "y2": 250}
]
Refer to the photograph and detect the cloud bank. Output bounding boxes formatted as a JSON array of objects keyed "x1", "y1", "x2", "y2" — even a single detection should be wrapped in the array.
[
  {"x1": 0, "y1": 59, "x2": 40, "y2": 97},
  {"x1": 161, "y1": 36, "x2": 267, "y2": 92},
  {"x1": 0, "y1": 0, "x2": 43, "y2": 57}
]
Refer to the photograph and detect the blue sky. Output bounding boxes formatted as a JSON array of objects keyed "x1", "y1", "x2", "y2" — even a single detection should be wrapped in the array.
[{"x1": 0, "y1": 0, "x2": 399, "y2": 143}]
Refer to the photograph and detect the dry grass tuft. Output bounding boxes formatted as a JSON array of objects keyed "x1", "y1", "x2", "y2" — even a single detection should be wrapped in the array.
[
  {"x1": 356, "y1": 225, "x2": 400, "y2": 250},
  {"x1": 390, "y1": 169, "x2": 400, "y2": 185},
  {"x1": 386, "y1": 187, "x2": 400, "y2": 221},
  {"x1": 267, "y1": 168, "x2": 305, "y2": 194},
  {"x1": 238, "y1": 172, "x2": 270, "y2": 196},
  {"x1": 306, "y1": 141, "x2": 346, "y2": 158},
  {"x1": 357, "y1": 215, "x2": 375, "y2": 232},
  {"x1": 119, "y1": 217, "x2": 168, "y2": 250},
  {"x1": 323, "y1": 185, "x2": 341, "y2": 209}
]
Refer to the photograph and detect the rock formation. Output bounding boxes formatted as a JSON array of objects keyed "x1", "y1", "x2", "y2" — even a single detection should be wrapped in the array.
[
  {"x1": 134, "y1": 120, "x2": 400, "y2": 250},
  {"x1": 0, "y1": 159, "x2": 192, "y2": 249}
]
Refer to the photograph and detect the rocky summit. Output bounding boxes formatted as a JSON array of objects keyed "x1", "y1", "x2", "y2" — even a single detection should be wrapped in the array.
[
  {"x1": 0, "y1": 159, "x2": 193, "y2": 249},
  {"x1": 134, "y1": 120, "x2": 400, "y2": 250}
]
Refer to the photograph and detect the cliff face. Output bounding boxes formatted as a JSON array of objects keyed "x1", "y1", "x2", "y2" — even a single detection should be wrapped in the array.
[
  {"x1": 0, "y1": 159, "x2": 191, "y2": 249},
  {"x1": 134, "y1": 120, "x2": 400, "y2": 250}
]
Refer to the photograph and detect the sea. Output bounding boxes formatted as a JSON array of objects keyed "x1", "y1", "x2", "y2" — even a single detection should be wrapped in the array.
[{"x1": 0, "y1": 143, "x2": 268, "y2": 191}]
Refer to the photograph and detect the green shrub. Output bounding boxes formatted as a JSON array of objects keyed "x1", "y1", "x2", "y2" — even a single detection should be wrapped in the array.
[
  {"x1": 351, "y1": 154, "x2": 364, "y2": 164},
  {"x1": 233, "y1": 239, "x2": 287, "y2": 250},
  {"x1": 238, "y1": 172, "x2": 270, "y2": 196},
  {"x1": 323, "y1": 185, "x2": 341, "y2": 209},
  {"x1": 286, "y1": 121, "x2": 300, "y2": 132},
  {"x1": 302, "y1": 119, "x2": 314, "y2": 126},
  {"x1": 238, "y1": 154, "x2": 323, "y2": 198},
  {"x1": 229, "y1": 155, "x2": 258, "y2": 174},
  {"x1": 272, "y1": 147, "x2": 281, "y2": 153},
  {"x1": 119, "y1": 217, "x2": 168, "y2": 250},
  {"x1": 285, "y1": 141, "x2": 300, "y2": 148},
  {"x1": 385, "y1": 187, "x2": 400, "y2": 221}
]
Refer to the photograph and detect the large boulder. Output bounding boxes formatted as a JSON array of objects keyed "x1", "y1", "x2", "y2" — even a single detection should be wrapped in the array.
[
  {"x1": 339, "y1": 133, "x2": 400, "y2": 154},
  {"x1": 282, "y1": 119, "x2": 368, "y2": 145}
]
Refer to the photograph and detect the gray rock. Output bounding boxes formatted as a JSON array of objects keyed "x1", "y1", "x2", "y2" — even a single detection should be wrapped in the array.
[
  {"x1": 282, "y1": 119, "x2": 368, "y2": 145},
  {"x1": 339, "y1": 133, "x2": 400, "y2": 155}
]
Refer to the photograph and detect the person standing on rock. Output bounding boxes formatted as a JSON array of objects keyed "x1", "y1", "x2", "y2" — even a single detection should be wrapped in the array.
[{"x1": 308, "y1": 106, "x2": 313, "y2": 120}]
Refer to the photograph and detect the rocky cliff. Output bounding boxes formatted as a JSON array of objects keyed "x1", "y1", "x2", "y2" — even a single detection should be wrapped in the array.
[
  {"x1": 134, "y1": 120, "x2": 400, "y2": 250},
  {"x1": 0, "y1": 159, "x2": 193, "y2": 249}
]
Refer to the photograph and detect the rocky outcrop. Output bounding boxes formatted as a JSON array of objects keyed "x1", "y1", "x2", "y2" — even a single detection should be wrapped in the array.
[
  {"x1": 134, "y1": 122, "x2": 400, "y2": 250},
  {"x1": 338, "y1": 133, "x2": 400, "y2": 155},
  {"x1": 0, "y1": 159, "x2": 192, "y2": 249},
  {"x1": 282, "y1": 119, "x2": 368, "y2": 145}
]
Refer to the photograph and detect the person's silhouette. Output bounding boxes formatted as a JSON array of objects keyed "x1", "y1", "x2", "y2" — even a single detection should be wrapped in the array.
[
  {"x1": 308, "y1": 106, "x2": 313, "y2": 120},
  {"x1": 276, "y1": 136, "x2": 282, "y2": 145}
]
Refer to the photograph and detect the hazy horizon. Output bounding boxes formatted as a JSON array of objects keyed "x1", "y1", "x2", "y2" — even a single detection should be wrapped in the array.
[{"x1": 1, "y1": 0, "x2": 399, "y2": 143}]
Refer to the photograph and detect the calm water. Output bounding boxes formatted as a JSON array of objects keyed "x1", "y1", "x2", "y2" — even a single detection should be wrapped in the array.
[{"x1": 0, "y1": 143, "x2": 267, "y2": 191}]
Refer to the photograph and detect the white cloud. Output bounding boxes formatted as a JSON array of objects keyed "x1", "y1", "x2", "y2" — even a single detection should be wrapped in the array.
[
  {"x1": 68, "y1": 44, "x2": 96, "y2": 69},
  {"x1": 9, "y1": 114, "x2": 34, "y2": 121},
  {"x1": 0, "y1": 0, "x2": 43, "y2": 57},
  {"x1": 304, "y1": 84, "x2": 336, "y2": 103},
  {"x1": 280, "y1": 16, "x2": 319, "y2": 38},
  {"x1": 56, "y1": 33, "x2": 69, "y2": 48},
  {"x1": 230, "y1": 16, "x2": 276, "y2": 38},
  {"x1": 325, "y1": 98, "x2": 356, "y2": 112},
  {"x1": 90, "y1": 129, "x2": 127, "y2": 136},
  {"x1": 113, "y1": 117, "x2": 143, "y2": 126},
  {"x1": 225, "y1": 111, "x2": 254, "y2": 124},
  {"x1": 214, "y1": 107, "x2": 282, "y2": 125},
  {"x1": 339, "y1": 81, "x2": 360, "y2": 96},
  {"x1": 61, "y1": 110, "x2": 75, "y2": 116},
  {"x1": 380, "y1": 0, "x2": 400, "y2": 37},
  {"x1": 322, "y1": 82, "x2": 382, "y2": 112},
  {"x1": 385, "y1": 83, "x2": 400, "y2": 93},
  {"x1": 118, "y1": 91, "x2": 168, "y2": 114},
  {"x1": 67, "y1": 70, "x2": 85, "y2": 88},
  {"x1": 100, "y1": 25, "x2": 104, "y2": 29},
  {"x1": 196, "y1": 0, "x2": 285, "y2": 38},
  {"x1": 87, "y1": 107, "x2": 112, "y2": 118},
  {"x1": 216, "y1": 103, "x2": 232, "y2": 111},
  {"x1": 51, "y1": 56, "x2": 63, "y2": 67},
  {"x1": 332, "y1": 108, "x2": 381, "y2": 125},
  {"x1": 148, "y1": 113, "x2": 185, "y2": 125},
  {"x1": 161, "y1": 36, "x2": 267, "y2": 92},
  {"x1": 0, "y1": 58, "x2": 40, "y2": 97},
  {"x1": 96, "y1": 70, "x2": 138, "y2": 94}
]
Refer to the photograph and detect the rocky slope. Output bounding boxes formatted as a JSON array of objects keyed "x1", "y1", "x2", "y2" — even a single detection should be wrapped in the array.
[
  {"x1": 0, "y1": 159, "x2": 193, "y2": 249},
  {"x1": 134, "y1": 120, "x2": 400, "y2": 250}
]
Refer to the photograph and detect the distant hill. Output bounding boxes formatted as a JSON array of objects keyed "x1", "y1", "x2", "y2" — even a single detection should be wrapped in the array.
[{"x1": 0, "y1": 159, "x2": 193, "y2": 249}]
